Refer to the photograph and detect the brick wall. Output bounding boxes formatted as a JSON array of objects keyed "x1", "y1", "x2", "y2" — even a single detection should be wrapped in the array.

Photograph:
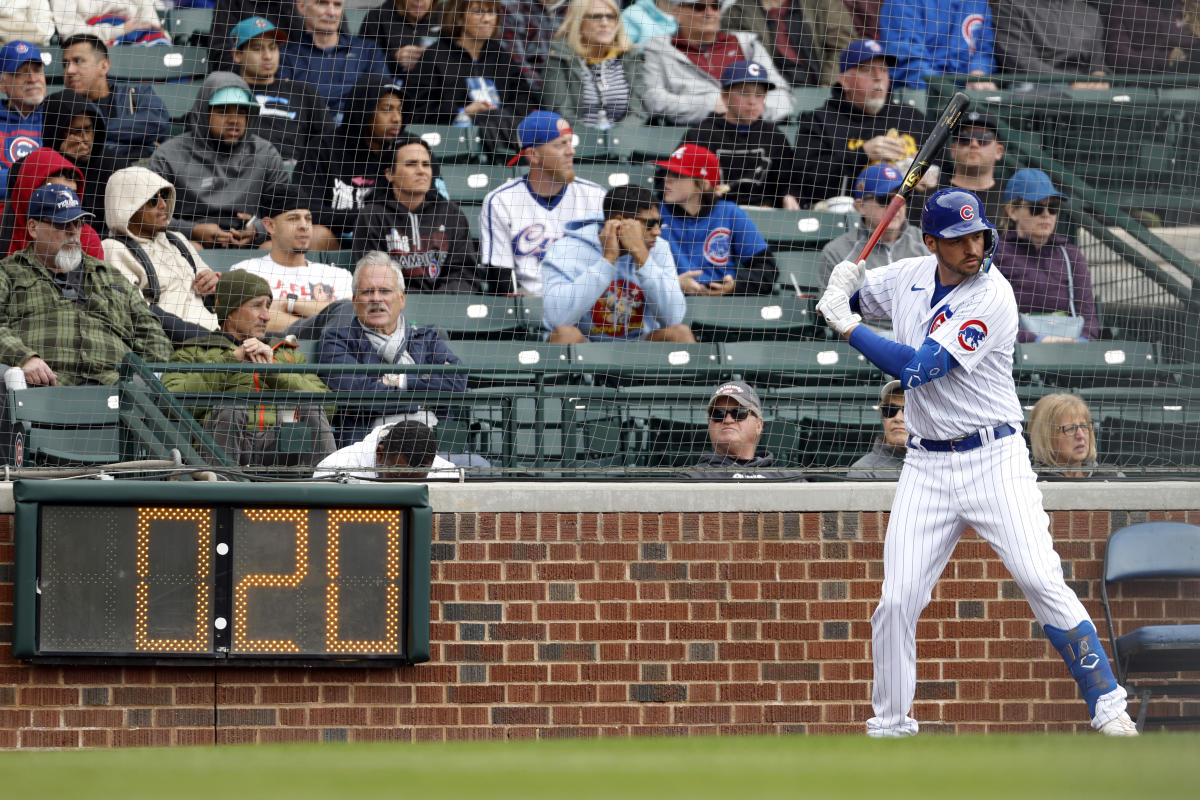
[{"x1": 2, "y1": 504, "x2": 1198, "y2": 748}]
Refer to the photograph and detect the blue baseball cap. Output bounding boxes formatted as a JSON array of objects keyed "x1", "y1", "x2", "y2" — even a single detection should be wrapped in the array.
[
  {"x1": 839, "y1": 39, "x2": 896, "y2": 74},
  {"x1": 853, "y1": 163, "x2": 905, "y2": 199},
  {"x1": 0, "y1": 40, "x2": 44, "y2": 74},
  {"x1": 1005, "y1": 168, "x2": 1068, "y2": 203},
  {"x1": 507, "y1": 110, "x2": 573, "y2": 166},
  {"x1": 231, "y1": 16, "x2": 287, "y2": 50},
  {"x1": 721, "y1": 61, "x2": 776, "y2": 90},
  {"x1": 27, "y1": 184, "x2": 94, "y2": 224}
]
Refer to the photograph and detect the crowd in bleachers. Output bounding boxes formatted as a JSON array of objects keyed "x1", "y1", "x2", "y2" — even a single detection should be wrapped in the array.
[{"x1": 0, "y1": 0, "x2": 1196, "y2": 475}]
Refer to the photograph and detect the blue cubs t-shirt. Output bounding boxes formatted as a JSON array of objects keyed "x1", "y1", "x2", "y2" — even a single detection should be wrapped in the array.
[{"x1": 659, "y1": 200, "x2": 768, "y2": 285}]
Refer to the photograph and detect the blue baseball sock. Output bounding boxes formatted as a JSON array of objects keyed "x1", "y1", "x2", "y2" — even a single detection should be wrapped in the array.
[{"x1": 1044, "y1": 621, "x2": 1118, "y2": 717}]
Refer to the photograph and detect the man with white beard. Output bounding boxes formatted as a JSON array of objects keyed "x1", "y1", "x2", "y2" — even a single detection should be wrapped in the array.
[{"x1": 0, "y1": 184, "x2": 170, "y2": 387}]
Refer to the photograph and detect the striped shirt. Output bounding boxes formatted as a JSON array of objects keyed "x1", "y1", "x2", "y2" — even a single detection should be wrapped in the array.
[{"x1": 577, "y1": 58, "x2": 630, "y2": 128}]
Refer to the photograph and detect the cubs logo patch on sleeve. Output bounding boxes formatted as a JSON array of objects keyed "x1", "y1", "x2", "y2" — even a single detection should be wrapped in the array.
[{"x1": 956, "y1": 319, "x2": 988, "y2": 351}]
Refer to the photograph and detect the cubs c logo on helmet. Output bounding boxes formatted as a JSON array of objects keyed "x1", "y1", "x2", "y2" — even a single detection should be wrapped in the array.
[
  {"x1": 960, "y1": 204, "x2": 975, "y2": 221},
  {"x1": 957, "y1": 319, "x2": 988, "y2": 351}
]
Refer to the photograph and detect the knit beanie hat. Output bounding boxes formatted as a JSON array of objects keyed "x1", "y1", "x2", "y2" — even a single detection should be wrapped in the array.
[{"x1": 214, "y1": 269, "x2": 271, "y2": 324}]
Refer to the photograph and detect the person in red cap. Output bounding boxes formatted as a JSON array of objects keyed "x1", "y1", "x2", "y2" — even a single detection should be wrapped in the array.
[{"x1": 656, "y1": 143, "x2": 777, "y2": 296}]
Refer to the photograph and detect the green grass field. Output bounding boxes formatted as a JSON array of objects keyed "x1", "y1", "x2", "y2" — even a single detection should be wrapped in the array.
[{"x1": 2, "y1": 734, "x2": 1197, "y2": 799}]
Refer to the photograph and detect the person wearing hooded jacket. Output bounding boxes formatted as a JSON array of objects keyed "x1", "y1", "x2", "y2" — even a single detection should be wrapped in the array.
[
  {"x1": 541, "y1": 185, "x2": 693, "y2": 343},
  {"x1": 40, "y1": 88, "x2": 114, "y2": 221},
  {"x1": 0, "y1": 147, "x2": 105, "y2": 260},
  {"x1": 147, "y1": 71, "x2": 290, "y2": 248},
  {"x1": 102, "y1": 166, "x2": 221, "y2": 344}
]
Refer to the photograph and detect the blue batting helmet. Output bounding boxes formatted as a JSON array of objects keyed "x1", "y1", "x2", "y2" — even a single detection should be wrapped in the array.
[{"x1": 920, "y1": 188, "x2": 996, "y2": 254}]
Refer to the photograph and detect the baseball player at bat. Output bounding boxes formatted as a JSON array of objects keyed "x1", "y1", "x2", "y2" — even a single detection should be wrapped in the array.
[{"x1": 816, "y1": 188, "x2": 1138, "y2": 737}]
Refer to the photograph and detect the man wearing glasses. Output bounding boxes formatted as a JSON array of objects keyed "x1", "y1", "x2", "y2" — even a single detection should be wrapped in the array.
[
  {"x1": 847, "y1": 379, "x2": 907, "y2": 479},
  {"x1": 0, "y1": 184, "x2": 170, "y2": 388},
  {"x1": 542, "y1": 185, "x2": 694, "y2": 343},
  {"x1": 681, "y1": 380, "x2": 806, "y2": 480},
  {"x1": 945, "y1": 111, "x2": 1005, "y2": 225},
  {"x1": 640, "y1": 0, "x2": 794, "y2": 125}
]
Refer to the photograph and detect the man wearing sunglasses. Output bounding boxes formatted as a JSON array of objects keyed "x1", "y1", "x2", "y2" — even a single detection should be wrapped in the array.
[
  {"x1": 640, "y1": 0, "x2": 795, "y2": 126},
  {"x1": 681, "y1": 380, "x2": 805, "y2": 479},
  {"x1": 945, "y1": 111, "x2": 1005, "y2": 225},
  {"x1": 847, "y1": 379, "x2": 906, "y2": 478}
]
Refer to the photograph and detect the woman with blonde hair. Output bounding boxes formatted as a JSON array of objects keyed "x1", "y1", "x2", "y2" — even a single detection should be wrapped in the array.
[
  {"x1": 542, "y1": 0, "x2": 645, "y2": 128},
  {"x1": 1028, "y1": 393, "x2": 1119, "y2": 478}
]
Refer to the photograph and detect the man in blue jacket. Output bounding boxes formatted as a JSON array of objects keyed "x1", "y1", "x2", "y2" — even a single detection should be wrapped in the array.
[
  {"x1": 542, "y1": 185, "x2": 694, "y2": 344},
  {"x1": 60, "y1": 34, "x2": 170, "y2": 164},
  {"x1": 0, "y1": 40, "x2": 46, "y2": 202},
  {"x1": 877, "y1": 0, "x2": 996, "y2": 89},
  {"x1": 318, "y1": 251, "x2": 467, "y2": 444},
  {"x1": 280, "y1": 0, "x2": 393, "y2": 114}
]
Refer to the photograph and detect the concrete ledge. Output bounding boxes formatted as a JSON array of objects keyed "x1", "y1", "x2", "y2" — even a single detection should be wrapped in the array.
[{"x1": 0, "y1": 480, "x2": 1195, "y2": 513}]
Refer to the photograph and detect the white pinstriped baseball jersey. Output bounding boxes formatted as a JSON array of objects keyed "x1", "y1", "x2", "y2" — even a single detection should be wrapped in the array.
[
  {"x1": 480, "y1": 177, "x2": 605, "y2": 295},
  {"x1": 856, "y1": 255, "x2": 1024, "y2": 441}
]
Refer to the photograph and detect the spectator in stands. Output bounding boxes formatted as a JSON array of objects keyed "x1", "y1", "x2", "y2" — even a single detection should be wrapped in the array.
[
  {"x1": 847, "y1": 379, "x2": 906, "y2": 478},
  {"x1": 480, "y1": 110, "x2": 605, "y2": 295},
  {"x1": 59, "y1": 34, "x2": 170, "y2": 164},
  {"x1": 680, "y1": 60, "x2": 801, "y2": 209},
  {"x1": 2, "y1": 147, "x2": 104, "y2": 260},
  {"x1": 542, "y1": 0, "x2": 646, "y2": 130},
  {"x1": 148, "y1": 72, "x2": 290, "y2": 249},
  {"x1": 1029, "y1": 393, "x2": 1119, "y2": 478},
  {"x1": 359, "y1": 0, "x2": 443, "y2": 76},
  {"x1": 641, "y1": 0, "x2": 795, "y2": 125},
  {"x1": 230, "y1": 16, "x2": 337, "y2": 168},
  {"x1": 821, "y1": 164, "x2": 925, "y2": 287},
  {"x1": 209, "y1": 0, "x2": 308, "y2": 73},
  {"x1": 0, "y1": 41, "x2": 46, "y2": 203},
  {"x1": 542, "y1": 185, "x2": 694, "y2": 343},
  {"x1": 318, "y1": 251, "x2": 467, "y2": 443},
  {"x1": 1104, "y1": 0, "x2": 1199, "y2": 75},
  {"x1": 313, "y1": 419, "x2": 459, "y2": 481},
  {"x1": 498, "y1": 0, "x2": 566, "y2": 91},
  {"x1": 295, "y1": 73, "x2": 407, "y2": 240},
  {"x1": 721, "y1": 0, "x2": 856, "y2": 87},
  {"x1": 657, "y1": 143, "x2": 778, "y2": 295},
  {"x1": 402, "y1": 0, "x2": 536, "y2": 129},
  {"x1": 1, "y1": 0, "x2": 55, "y2": 47},
  {"x1": 0, "y1": 184, "x2": 170, "y2": 386},
  {"x1": 232, "y1": 185, "x2": 353, "y2": 333},
  {"x1": 103, "y1": 166, "x2": 221, "y2": 344},
  {"x1": 622, "y1": 0, "x2": 677, "y2": 44},
  {"x1": 354, "y1": 137, "x2": 480, "y2": 293},
  {"x1": 279, "y1": 0, "x2": 392, "y2": 113},
  {"x1": 793, "y1": 39, "x2": 934, "y2": 205},
  {"x1": 877, "y1": 0, "x2": 996, "y2": 89},
  {"x1": 51, "y1": 0, "x2": 169, "y2": 47},
  {"x1": 944, "y1": 110, "x2": 1005, "y2": 224},
  {"x1": 995, "y1": 169, "x2": 1099, "y2": 343},
  {"x1": 681, "y1": 380, "x2": 806, "y2": 479},
  {"x1": 40, "y1": 89, "x2": 113, "y2": 220},
  {"x1": 162, "y1": 269, "x2": 337, "y2": 467},
  {"x1": 994, "y1": 1, "x2": 1110, "y2": 86}
]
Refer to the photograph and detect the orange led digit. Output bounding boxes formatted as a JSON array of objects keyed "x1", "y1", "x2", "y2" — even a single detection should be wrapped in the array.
[
  {"x1": 233, "y1": 509, "x2": 309, "y2": 652},
  {"x1": 134, "y1": 507, "x2": 211, "y2": 653},
  {"x1": 325, "y1": 509, "x2": 403, "y2": 653}
]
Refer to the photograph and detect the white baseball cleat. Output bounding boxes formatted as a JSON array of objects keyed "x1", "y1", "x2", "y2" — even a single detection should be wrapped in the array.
[{"x1": 1098, "y1": 711, "x2": 1139, "y2": 736}]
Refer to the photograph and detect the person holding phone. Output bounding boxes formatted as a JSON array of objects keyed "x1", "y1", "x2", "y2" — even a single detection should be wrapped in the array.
[
  {"x1": 359, "y1": 0, "x2": 443, "y2": 75},
  {"x1": 541, "y1": 185, "x2": 694, "y2": 343}
]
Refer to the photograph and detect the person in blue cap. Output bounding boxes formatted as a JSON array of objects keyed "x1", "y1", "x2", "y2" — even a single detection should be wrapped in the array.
[
  {"x1": 793, "y1": 38, "x2": 935, "y2": 206},
  {"x1": 993, "y1": 168, "x2": 1099, "y2": 343},
  {"x1": 0, "y1": 40, "x2": 46, "y2": 203},
  {"x1": 679, "y1": 61, "x2": 802, "y2": 209}
]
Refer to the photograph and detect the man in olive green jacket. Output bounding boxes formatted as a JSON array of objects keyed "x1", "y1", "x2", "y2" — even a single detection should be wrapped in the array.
[{"x1": 162, "y1": 269, "x2": 335, "y2": 467}]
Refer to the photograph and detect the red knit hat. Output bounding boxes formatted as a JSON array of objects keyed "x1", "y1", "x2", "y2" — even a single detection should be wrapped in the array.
[{"x1": 656, "y1": 144, "x2": 722, "y2": 185}]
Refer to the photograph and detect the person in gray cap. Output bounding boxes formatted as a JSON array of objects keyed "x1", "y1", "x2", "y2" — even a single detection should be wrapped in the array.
[
  {"x1": 847, "y1": 379, "x2": 906, "y2": 479},
  {"x1": 680, "y1": 380, "x2": 805, "y2": 480}
]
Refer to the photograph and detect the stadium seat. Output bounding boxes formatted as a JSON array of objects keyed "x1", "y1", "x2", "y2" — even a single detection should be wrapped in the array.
[
  {"x1": 198, "y1": 249, "x2": 259, "y2": 274},
  {"x1": 571, "y1": 128, "x2": 613, "y2": 161},
  {"x1": 774, "y1": 250, "x2": 827, "y2": 296},
  {"x1": 1012, "y1": 341, "x2": 1166, "y2": 387},
  {"x1": 514, "y1": 295, "x2": 544, "y2": 336},
  {"x1": 609, "y1": 124, "x2": 689, "y2": 162},
  {"x1": 4, "y1": 386, "x2": 124, "y2": 466},
  {"x1": 721, "y1": 341, "x2": 881, "y2": 388},
  {"x1": 106, "y1": 46, "x2": 210, "y2": 82},
  {"x1": 444, "y1": 340, "x2": 572, "y2": 388},
  {"x1": 438, "y1": 164, "x2": 514, "y2": 204},
  {"x1": 569, "y1": 341, "x2": 722, "y2": 385},
  {"x1": 683, "y1": 295, "x2": 818, "y2": 342},
  {"x1": 409, "y1": 125, "x2": 483, "y2": 164},
  {"x1": 1101, "y1": 522, "x2": 1200, "y2": 731},
  {"x1": 345, "y1": 7, "x2": 369, "y2": 35},
  {"x1": 152, "y1": 81, "x2": 201, "y2": 121},
  {"x1": 403, "y1": 294, "x2": 524, "y2": 339},
  {"x1": 165, "y1": 7, "x2": 214, "y2": 46},
  {"x1": 572, "y1": 162, "x2": 657, "y2": 192},
  {"x1": 310, "y1": 250, "x2": 356, "y2": 270},
  {"x1": 792, "y1": 87, "x2": 831, "y2": 114},
  {"x1": 793, "y1": 411, "x2": 878, "y2": 470},
  {"x1": 742, "y1": 208, "x2": 850, "y2": 250}
]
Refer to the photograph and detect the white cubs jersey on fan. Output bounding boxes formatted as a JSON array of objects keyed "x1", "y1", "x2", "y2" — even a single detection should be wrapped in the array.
[
  {"x1": 856, "y1": 255, "x2": 1024, "y2": 441},
  {"x1": 480, "y1": 177, "x2": 605, "y2": 295}
]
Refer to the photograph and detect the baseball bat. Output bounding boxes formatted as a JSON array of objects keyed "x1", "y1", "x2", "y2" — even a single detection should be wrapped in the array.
[{"x1": 853, "y1": 91, "x2": 972, "y2": 264}]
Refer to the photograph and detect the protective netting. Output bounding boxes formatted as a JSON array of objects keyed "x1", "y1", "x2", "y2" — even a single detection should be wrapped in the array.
[{"x1": 1, "y1": 0, "x2": 1198, "y2": 480}]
